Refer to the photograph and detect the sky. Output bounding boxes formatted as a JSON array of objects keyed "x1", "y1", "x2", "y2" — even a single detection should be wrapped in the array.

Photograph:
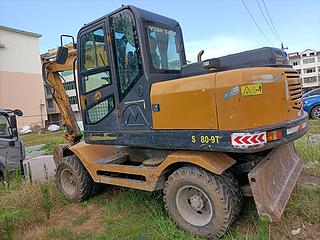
[{"x1": 0, "y1": 0, "x2": 319, "y2": 62}]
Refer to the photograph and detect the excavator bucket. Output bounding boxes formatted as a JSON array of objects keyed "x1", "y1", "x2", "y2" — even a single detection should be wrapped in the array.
[{"x1": 248, "y1": 142, "x2": 304, "y2": 222}]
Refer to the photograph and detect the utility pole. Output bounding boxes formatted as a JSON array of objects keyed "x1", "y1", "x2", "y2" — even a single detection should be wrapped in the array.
[
  {"x1": 40, "y1": 103, "x2": 45, "y2": 129},
  {"x1": 281, "y1": 42, "x2": 288, "y2": 51}
]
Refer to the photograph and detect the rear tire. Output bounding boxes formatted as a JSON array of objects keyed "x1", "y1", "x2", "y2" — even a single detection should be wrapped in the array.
[
  {"x1": 310, "y1": 105, "x2": 320, "y2": 120},
  {"x1": 55, "y1": 155, "x2": 94, "y2": 202},
  {"x1": 163, "y1": 166, "x2": 242, "y2": 239}
]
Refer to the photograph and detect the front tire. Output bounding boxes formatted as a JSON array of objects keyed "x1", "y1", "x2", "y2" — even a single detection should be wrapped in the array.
[
  {"x1": 55, "y1": 155, "x2": 94, "y2": 202},
  {"x1": 163, "y1": 166, "x2": 242, "y2": 239}
]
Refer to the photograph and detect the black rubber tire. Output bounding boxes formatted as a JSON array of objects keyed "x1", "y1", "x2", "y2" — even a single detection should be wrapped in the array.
[
  {"x1": 163, "y1": 166, "x2": 242, "y2": 239},
  {"x1": 310, "y1": 105, "x2": 320, "y2": 120},
  {"x1": 55, "y1": 155, "x2": 94, "y2": 202}
]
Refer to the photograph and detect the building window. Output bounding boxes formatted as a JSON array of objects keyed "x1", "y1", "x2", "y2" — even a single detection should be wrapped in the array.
[
  {"x1": 296, "y1": 69, "x2": 301, "y2": 74},
  {"x1": 45, "y1": 86, "x2": 51, "y2": 95},
  {"x1": 310, "y1": 52, "x2": 315, "y2": 56},
  {"x1": 47, "y1": 99, "x2": 54, "y2": 108},
  {"x1": 302, "y1": 54, "x2": 307, "y2": 57},
  {"x1": 291, "y1": 60, "x2": 300, "y2": 66},
  {"x1": 63, "y1": 81, "x2": 75, "y2": 91},
  {"x1": 303, "y1": 67, "x2": 316, "y2": 74},
  {"x1": 303, "y1": 76, "x2": 317, "y2": 84},
  {"x1": 302, "y1": 58, "x2": 315, "y2": 64},
  {"x1": 68, "y1": 96, "x2": 78, "y2": 105}
]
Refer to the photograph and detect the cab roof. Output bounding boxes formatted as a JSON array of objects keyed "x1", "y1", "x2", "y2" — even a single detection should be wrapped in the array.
[{"x1": 78, "y1": 5, "x2": 180, "y2": 34}]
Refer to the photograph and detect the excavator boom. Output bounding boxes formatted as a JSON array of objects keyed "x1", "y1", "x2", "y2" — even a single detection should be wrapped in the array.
[{"x1": 41, "y1": 48, "x2": 81, "y2": 143}]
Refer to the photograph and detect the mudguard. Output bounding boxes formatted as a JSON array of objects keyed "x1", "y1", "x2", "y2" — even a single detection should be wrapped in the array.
[{"x1": 248, "y1": 142, "x2": 304, "y2": 221}]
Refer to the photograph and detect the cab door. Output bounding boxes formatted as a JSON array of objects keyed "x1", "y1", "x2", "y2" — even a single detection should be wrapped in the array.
[
  {"x1": 108, "y1": 9, "x2": 151, "y2": 130},
  {"x1": 78, "y1": 20, "x2": 119, "y2": 133}
]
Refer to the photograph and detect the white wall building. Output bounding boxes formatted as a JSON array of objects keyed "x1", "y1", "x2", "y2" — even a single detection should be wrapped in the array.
[
  {"x1": 0, "y1": 25, "x2": 47, "y2": 128},
  {"x1": 288, "y1": 49, "x2": 320, "y2": 92}
]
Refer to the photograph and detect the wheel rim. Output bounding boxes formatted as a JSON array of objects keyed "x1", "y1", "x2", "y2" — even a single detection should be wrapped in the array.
[
  {"x1": 61, "y1": 168, "x2": 76, "y2": 196},
  {"x1": 176, "y1": 185, "x2": 214, "y2": 226},
  {"x1": 313, "y1": 107, "x2": 320, "y2": 119}
]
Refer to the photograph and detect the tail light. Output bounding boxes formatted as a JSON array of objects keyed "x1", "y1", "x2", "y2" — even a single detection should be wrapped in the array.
[{"x1": 267, "y1": 129, "x2": 283, "y2": 142}]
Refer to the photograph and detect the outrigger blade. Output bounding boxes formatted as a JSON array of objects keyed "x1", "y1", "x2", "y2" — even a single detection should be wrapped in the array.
[{"x1": 248, "y1": 142, "x2": 304, "y2": 222}]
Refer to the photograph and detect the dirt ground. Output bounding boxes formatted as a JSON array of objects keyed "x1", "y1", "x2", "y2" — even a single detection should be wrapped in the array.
[{"x1": 22, "y1": 204, "x2": 105, "y2": 240}]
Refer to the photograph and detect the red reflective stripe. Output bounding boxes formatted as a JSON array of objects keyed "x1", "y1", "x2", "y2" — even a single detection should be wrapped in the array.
[
  {"x1": 257, "y1": 134, "x2": 265, "y2": 142},
  {"x1": 234, "y1": 136, "x2": 242, "y2": 144},
  {"x1": 242, "y1": 135, "x2": 251, "y2": 144},
  {"x1": 251, "y1": 135, "x2": 258, "y2": 144}
]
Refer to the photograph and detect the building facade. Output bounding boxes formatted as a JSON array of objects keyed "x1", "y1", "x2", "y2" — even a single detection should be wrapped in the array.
[
  {"x1": 288, "y1": 49, "x2": 320, "y2": 92},
  {"x1": 0, "y1": 25, "x2": 47, "y2": 128}
]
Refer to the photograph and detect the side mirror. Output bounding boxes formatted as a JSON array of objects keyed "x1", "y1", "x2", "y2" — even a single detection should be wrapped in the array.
[
  {"x1": 9, "y1": 115, "x2": 18, "y2": 138},
  {"x1": 13, "y1": 109, "x2": 23, "y2": 117},
  {"x1": 56, "y1": 34, "x2": 76, "y2": 64},
  {"x1": 11, "y1": 129, "x2": 19, "y2": 139},
  {"x1": 56, "y1": 46, "x2": 68, "y2": 64}
]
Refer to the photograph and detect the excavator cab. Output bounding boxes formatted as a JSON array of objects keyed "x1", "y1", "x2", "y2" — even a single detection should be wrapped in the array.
[
  {"x1": 45, "y1": 5, "x2": 309, "y2": 239},
  {"x1": 76, "y1": 6, "x2": 186, "y2": 143}
]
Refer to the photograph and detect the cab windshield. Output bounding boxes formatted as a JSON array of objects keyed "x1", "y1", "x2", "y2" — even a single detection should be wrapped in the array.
[{"x1": 0, "y1": 114, "x2": 11, "y2": 137}]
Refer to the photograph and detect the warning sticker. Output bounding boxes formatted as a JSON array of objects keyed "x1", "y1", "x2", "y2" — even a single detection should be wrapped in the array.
[{"x1": 240, "y1": 84, "x2": 262, "y2": 96}]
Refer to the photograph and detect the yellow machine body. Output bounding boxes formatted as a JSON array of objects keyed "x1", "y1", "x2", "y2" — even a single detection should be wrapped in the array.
[
  {"x1": 151, "y1": 67, "x2": 302, "y2": 130},
  {"x1": 43, "y1": 5, "x2": 309, "y2": 226}
]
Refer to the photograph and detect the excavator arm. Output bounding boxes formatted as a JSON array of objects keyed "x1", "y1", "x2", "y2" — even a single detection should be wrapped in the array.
[{"x1": 41, "y1": 48, "x2": 82, "y2": 143}]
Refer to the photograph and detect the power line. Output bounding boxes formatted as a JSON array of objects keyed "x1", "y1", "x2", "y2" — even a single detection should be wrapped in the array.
[
  {"x1": 261, "y1": 0, "x2": 282, "y2": 42},
  {"x1": 240, "y1": 0, "x2": 273, "y2": 46},
  {"x1": 255, "y1": 0, "x2": 281, "y2": 43}
]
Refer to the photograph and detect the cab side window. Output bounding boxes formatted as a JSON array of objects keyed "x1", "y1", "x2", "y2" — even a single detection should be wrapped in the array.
[
  {"x1": 80, "y1": 27, "x2": 111, "y2": 93},
  {"x1": 79, "y1": 26, "x2": 115, "y2": 124},
  {"x1": 110, "y1": 10, "x2": 142, "y2": 101},
  {"x1": 0, "y1": 115, "x2": 11, "y2": 137},
  {"x1": 145, "y1": 24, "x2": 182, "y2": 71}
]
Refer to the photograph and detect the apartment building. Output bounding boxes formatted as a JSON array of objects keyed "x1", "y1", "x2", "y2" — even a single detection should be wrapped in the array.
[
  {"x1": 43, "y1": 69, "x2": 82, "y2": 126},
  {"x1": 0, "y1": 25, "x2": 47, "y2": 128},
  {"x1": 41, "y1": 44, "x2": 82, "y2": 126},
  {"x1": 288, "y1": 49, "x2": 320, "y2": 92}
]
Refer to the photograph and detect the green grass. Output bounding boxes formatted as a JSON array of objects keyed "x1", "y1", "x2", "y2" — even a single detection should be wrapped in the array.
[
  {"x1": 285, "y1": 185, "x2": 320, "y2": 223},
  {"x1": 1, "y1": 181, "x2": 317, "y2": 240},
  {"x1": 71, "y1": 211, "x2": 90, "y2": 226},
  {"x1": 21, "y1": 130, "x2": 64, "y2": 147},
  {"x1": 20, "y1": 130, "x2": 65, "y2": 154},
  {"x1": 0, "y1": 180, "x2": 67, "y2": 239},
  {"x1": 45, "y1": 227, "x2": 95, "y2": 240},
  {"x1": 11, "y1": 119, "x2": 320, "y2": 239},
  {"x1": 295, "y1": 136, "x2": 320, "y2": 162},
  {"x1": 295, "y1": 120, "x2": 320, "y2": 162},
  {"x1": 41, "y1": 139, "x2": 65, "y2": 154},
  {"x1": 91, "y1": 189, "x2": 200, "y2": 240},
  {"x1": 308, "y1": 119, "x2": 320, "y2": 133}
]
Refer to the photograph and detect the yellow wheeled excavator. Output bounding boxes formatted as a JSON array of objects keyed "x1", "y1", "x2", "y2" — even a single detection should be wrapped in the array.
[{"x1": 41, "y1": 5, "x2": 308, "y2": 239}]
